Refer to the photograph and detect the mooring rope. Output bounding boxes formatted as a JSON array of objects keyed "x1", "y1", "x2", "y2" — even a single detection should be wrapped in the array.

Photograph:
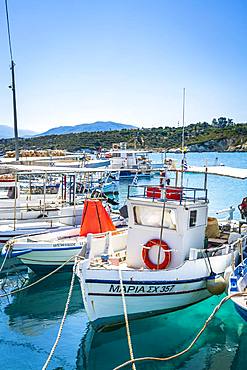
[
  {"x1": 113, "y1": 292, "x2": 247, "y2": 370},
  {"x1": 0, "y1": 254, "x2": 79, "y2": 299},
  {"x1": 119, "y1": 268, "x2": 136, "y2": 370},
  {"x1": 42, "y1": 258, "x2": 79, "y2": 370},
  {"x1": 0, "y1": 247, "x2": 9, "y2": 274}
]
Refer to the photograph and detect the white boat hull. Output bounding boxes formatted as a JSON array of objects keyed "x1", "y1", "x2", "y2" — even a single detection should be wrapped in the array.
[
  {"x1": 19, "y1": 245, "x2": 83, "y2": 273},
  {"x1": 77, "y1": 253, "x2": 232, "y2": 328}
]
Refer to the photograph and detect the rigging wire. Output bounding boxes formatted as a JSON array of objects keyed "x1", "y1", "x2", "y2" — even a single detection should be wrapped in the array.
[{"x1": 4, "y1": 0, "x2": 13, "y2": 61}]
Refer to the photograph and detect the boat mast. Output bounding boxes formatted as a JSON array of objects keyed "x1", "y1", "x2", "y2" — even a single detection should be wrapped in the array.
[
  {"x1": 180, "y1": 87, "x2": 186, "y2": 187},
  {"x1": 5, "y1": 0, "x2": 19, "y2": 161}
]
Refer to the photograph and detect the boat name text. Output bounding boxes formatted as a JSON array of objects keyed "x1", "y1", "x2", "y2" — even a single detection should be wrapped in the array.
[{"x1": 109, "y1": 284, "x2": 175, "y2": 294}]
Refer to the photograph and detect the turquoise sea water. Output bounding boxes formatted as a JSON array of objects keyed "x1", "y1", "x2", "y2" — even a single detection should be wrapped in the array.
[{"x1": 0, "y1": 152, "x2": 247, "y2": 370}]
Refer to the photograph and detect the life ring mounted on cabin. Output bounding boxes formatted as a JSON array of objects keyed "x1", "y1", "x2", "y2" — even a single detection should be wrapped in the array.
[{"x1": 142, "y1": 239, "x2": 171, "y2": 270}]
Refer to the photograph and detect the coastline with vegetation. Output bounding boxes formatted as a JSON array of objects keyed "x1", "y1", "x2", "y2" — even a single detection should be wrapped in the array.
[{"x1": 0, "y1": 117, "x2": 246, "y2": 153}]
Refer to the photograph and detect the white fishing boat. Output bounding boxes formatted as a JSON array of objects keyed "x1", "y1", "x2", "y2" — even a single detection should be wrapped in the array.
[
  {"x1": 107, "y1": 145, "x2": 153, "y2": 178},
  {"x1": 2, "y1": 200, "x2": 127, "y2": 273},
  {"x1": 76, "y1": 183, "x2": 246, "y2": 329},
  {"x1": 96, "y1": 172, "x2": 119, "y2": 195},
  {"x1": 0, "y1": 177, "x2": 60, "y2": 221},
  {"x1": 84, "y1": 158, "x2": 111, "y2": 168},
  {"x1": 0, "y1": 204, "x2": 84, "y2": 250}
]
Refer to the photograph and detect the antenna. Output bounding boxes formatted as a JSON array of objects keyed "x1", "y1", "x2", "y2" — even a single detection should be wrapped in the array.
[
  {"x1": 180, "y1": 88, "x2": 186, "y2": 187},
  {"x1": 181, "y1": 88, "x2": 185, "y2": 154},
  {"x1": 5, "y1": 0, "x2": 19, "y2": 161}
]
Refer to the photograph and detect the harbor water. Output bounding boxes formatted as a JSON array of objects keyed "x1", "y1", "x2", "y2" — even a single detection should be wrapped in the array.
[{"x1": 0, "y1": 152, "x2": 247, "y2": 369}]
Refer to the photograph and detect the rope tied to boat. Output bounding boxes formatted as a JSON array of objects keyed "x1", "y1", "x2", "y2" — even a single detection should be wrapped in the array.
[
  {"x1": 42, "y1": 257, "x2": 79, "y2": 370},
  {"x1": 118, "y1": 267, "x2": 136, "y2": 370},
  {"x1": 113, "y1": 291, "x2": 247, "y2": 370},
  {"x1": 0, "y1": 254, "x2": 81, "y2": 299},
  {"x1": 0, "y1": 246, "x2": 10, "y2": 274}
]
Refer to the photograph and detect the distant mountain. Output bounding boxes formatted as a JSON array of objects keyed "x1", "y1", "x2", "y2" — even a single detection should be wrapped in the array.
[
  {"x1": 0, "y1": 125, "x2": 37, "y2": 138},
  {"x1": 38, "y1": 121, "x2": 137, "y2": 136}
]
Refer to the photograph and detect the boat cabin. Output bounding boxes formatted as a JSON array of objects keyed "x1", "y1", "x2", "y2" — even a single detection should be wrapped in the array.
[
  {"x1": 126, "y1": 184, "x2": 208, "y2": 269},
  {"x1": 108, "y1": 149, "x2": 151, "y2": 171}
]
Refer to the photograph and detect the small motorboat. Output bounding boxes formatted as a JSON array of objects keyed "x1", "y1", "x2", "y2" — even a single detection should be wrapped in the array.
[
  {"x1": 228, "y1": 256, "x2": 247, "y2": 321},
  {"x1": 0, "y1": 204, "x2": 85, "y2": 250}
]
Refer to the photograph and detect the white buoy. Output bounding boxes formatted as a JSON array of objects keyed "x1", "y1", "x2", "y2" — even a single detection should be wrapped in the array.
[{"x1": 206, "y1": 274, "x2": 227, "y2": 295}]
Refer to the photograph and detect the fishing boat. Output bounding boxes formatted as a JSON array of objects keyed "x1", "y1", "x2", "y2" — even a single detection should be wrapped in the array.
[
  {"x1": 108, "y1": 147, "x2": 153, "y2": 179},
  {"x1": 0, "y1": 176, "x2": 60, "y2": 221},
  {"x1": 228, "y1": 254, "x2": 247, "y2": 321},
  {"x1": 76, "y1": 182, "x2": 246, "y2": 329},
  {"x1": 2, "y1": 200, "x2": 127, "y2": 273},
  {"x1": 84, "y1": 158, "x2": 111, "y2": 169},
  {"x1": 0, "y1": 204, "x2": 84, "y2": 250}
]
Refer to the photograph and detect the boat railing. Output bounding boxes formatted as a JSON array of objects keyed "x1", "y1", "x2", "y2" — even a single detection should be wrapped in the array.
[
  {"x1": 127, "y1": 184, "x2": 208, "y2": 204},
  {"x1": 189, "y1": 234, "x2": 247, "y2": 262},
  {"x1": 87, "y1": 228, "x2": 128, "y2": 260},
  {"x1": 216, "y1": 206, "x2": 235, "y2": 221}
]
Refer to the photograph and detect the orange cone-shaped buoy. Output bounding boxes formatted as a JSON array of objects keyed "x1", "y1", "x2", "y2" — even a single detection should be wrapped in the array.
[{"x1": 79, "y1": 199, "x2": 116, "y2": 236}]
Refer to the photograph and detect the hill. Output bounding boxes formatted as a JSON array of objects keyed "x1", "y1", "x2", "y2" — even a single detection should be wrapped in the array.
[
  {"x1": 1, "y1": 119, "x2": 247, "y2": 153},
  {"x1": 38, "y1": 121, "x2": 137, "y2": 136},
  {"x1": 0, "y1": 125, "x2": 36, "y2": 138}
]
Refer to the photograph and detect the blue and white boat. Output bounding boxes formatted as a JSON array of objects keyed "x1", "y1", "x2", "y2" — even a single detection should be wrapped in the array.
[
  {"x1": 2, "y1": 200, "x2": 127, "y2": 273},
  {"x1": 228, "y1": 253, "x2": 247, "y2": 321},
  {"x1": 108, "y1": 148, "x2": 154, "y2": 179}
]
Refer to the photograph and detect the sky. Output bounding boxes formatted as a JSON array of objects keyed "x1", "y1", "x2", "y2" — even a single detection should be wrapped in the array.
[{"x1": 0, "y1": 0, "x2": 247, "y2": 133}]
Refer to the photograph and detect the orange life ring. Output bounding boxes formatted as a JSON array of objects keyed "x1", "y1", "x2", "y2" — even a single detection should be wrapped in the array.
[{"x1": 142, "y1": 239, "x2": 171, "y2": 270}]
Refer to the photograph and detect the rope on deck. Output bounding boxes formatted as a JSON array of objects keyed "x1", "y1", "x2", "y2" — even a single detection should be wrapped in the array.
[
  {"x1": 42, "y1": 258, "x2": 79, "y2": 370},
  {"x1": 119, "y1": 267, "x2": 136, "y2": 370},
  {"x1": 113, "y1": 292, "x2": 247, "y2": 370}
]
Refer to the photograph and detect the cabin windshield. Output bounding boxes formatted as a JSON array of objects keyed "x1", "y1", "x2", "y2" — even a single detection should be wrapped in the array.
[{"x1": 133, "y1": 206, "x2": 176, "y2": 229}]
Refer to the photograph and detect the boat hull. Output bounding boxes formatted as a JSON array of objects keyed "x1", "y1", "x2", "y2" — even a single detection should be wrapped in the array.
[
  {"x1": 119, "y1": 170, "x2": 152, "y2": 179},
  {"x1": 17, "y1": 245, "x2": 83, "y2": 273},
  {"x1": 77, "y1": 253, "x2": 232, "y2": 329},
  {"x1": 229, "y1": 257, "x2": 247, "y2": 322}
]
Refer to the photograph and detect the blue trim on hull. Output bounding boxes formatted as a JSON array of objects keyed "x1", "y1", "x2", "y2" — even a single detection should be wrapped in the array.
[
  {"x1": 7, "y1": 246, "x2": 82, "y2": 257},
  {"x1": 85, "y1": 273, "x2": 224, "y2": 285}
]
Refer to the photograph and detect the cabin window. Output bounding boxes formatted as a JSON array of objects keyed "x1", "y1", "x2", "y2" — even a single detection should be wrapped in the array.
[
  {"x1": 189, "y1": 210, "x2": 197, "y2": 227},
  {"x1": 0, "y1": 186, "x2": 18, "y2": 199},
  {"x1": 133, "y1": 206, "x2": 176, "y2": 229},
  {"x1": 112, "y1": 153, "x2": 121, "y2": 158},
  {"x1": 127, "y1": 153, "x2": 133, "y2": 157}
]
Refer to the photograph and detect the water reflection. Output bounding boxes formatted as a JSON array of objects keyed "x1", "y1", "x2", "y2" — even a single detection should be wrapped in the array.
[
  {"x1": 4, "y1": 272, "x2": 83, "y2": 335},
  {"x1": 76, "y1": 296, "x2": 246, "y2": 370}
]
